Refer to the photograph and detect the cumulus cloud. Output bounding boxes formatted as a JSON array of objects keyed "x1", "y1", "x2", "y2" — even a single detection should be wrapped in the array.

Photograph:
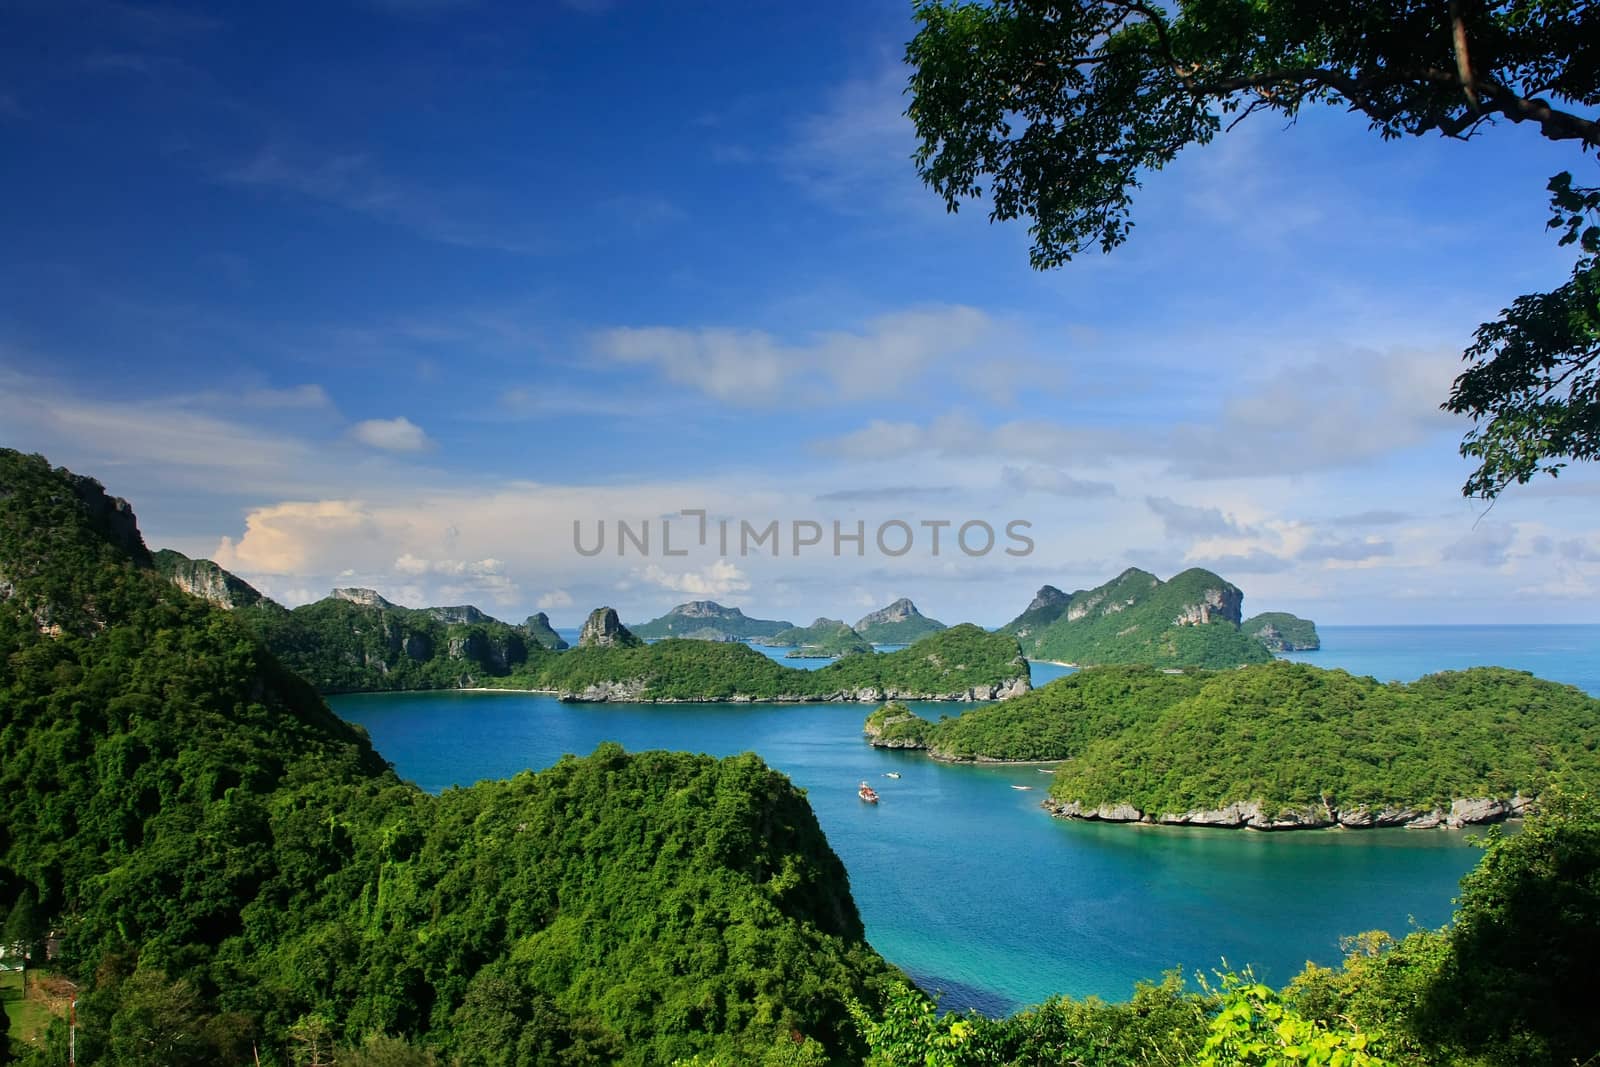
[
  {"x1": 637, "y1": 560, "x2": 751, "y2": 598},
  {"x1": 594, "y1": 306, "x2": 1000, "y2": 407},
  {"x1": 351, "y1": 416, "x2": 432, "y2": 452},
  {"x1": 215, "y1": 500, "x2": 379, "y2": 574},
  {"x1": 536, "y1": 589, "x2": 574, "y2": 610}
]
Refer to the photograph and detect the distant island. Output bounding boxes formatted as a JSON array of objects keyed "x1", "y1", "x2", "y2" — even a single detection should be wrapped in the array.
[
  {"x1": 155, "y1": 551, "x2": 562, "y2": 691},
  {"x1": 499, "y1": 610, "x2": 1029, "y2": 702},
  {"x1": 854, "y1": 598, "x2": 947, "y2": 643},
  {"x1": 1241, "y1": 610, "x2": 1321, "y2": 651},
  {"x1": 629, "y1": 599, "x2": 793, "y2": 641},
  {"x1": 755, "y1": 618, "x2": 874, "y2": 658},
  {"x1": 864, "y1": 661, "x2": 1600, "y2": 829},
  {"x1": 1000, "y1": 567, "x2": 1314, "y2": 668}
]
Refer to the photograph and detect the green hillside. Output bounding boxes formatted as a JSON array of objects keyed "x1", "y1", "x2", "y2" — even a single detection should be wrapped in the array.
[
  {"x1": 1001, "y1": 567, "x2": 1273, "y2": 668},
  {"x1": 0, "y1": 449, "x2": 895, "y2": 1064},
  {"x1": 763, "y1": 618, "x2": 874, "y2": 658},
  {"x1": 630, "y1": 600, "x2": 793, "y2": 640},
  {"x1": 853, "y1": 598, "x2": 947, "y2": 643},
  {"x1": 865, "y1": 661, "x2": 1600, "y2": 824},
  {"x1": 1241, "y1": 611, "x2": 1322, "y2": 651},
  {"x1": 507, "y1": 623, "x2": 1028, "y2": 701}
]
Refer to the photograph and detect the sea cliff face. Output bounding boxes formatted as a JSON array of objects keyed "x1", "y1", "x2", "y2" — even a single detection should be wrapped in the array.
[{"x1": 1043, "y1": 793, "x2": 1533, "y2": 831}]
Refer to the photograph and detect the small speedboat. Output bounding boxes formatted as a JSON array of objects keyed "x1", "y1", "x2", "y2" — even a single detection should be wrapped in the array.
[
  {"x1": 1011, "y1": 785, "x2": 1033, "y2": 791},
  {"x1": 884, "y1": 772, "x2": 901, "y2": 779},
  {"x1": 858, "y1": 781, "x2": 880, "y2": 803}
]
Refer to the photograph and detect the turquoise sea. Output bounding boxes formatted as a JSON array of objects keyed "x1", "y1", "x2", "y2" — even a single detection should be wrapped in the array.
[{"x1": 332, "y1": 624, "x2": 1599, "y2": 1015}]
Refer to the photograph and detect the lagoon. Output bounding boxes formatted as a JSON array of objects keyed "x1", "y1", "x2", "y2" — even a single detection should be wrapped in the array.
[{"x1": 332, "y1": 628, "x2": 1557, "y2": 1014}]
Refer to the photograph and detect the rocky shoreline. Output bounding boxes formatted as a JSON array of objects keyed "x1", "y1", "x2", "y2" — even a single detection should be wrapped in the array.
[
  {"x1": 553, "y1": 676, "x2": 1029, "y2": 703},
  {"x1": 1043, "y1": 793, "x2": 1532, "y2": 831}
]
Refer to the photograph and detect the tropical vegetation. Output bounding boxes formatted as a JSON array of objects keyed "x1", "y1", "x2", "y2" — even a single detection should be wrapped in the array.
[
  {"x1": 0, "y1": 449, "x2": 895, "y2": 1064},
  {"x1": 760, "y1": 620, "x2": 874, "y2": 659},
  {"x1": 502, "y1": 624, "x2": 1027, "y2": 701},
  {"x1": 629, "y1": 602, "x2": 793, "y2": 641},
  {"x1": 852, "y1": 600, "x2": 947, "y2": 645},
  {"x1": 1240, "y1": 612, "x2": 1321, "y2": 652},
  {"x1": 865, "y1": 662, "x2": 1600, "y2": 820},
  {"x1": 1001, "y1": 569, "x2": 1274, "y2": 668}
]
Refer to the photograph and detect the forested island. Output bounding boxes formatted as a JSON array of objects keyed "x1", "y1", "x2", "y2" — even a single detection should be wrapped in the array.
[
  {"x1": 853, "y1": 598, "x2": 947, "y2": 643},
  {"x1": 865, "y1": 662, "x2": 1600, "y2": 829},
  {"x1": 1242, "y1": 611, "x2": 1321, "y2": 651},
  {"x1": 498, "y1": 611, "x2": 1028, "y2": 701},
  {"x1": 145, "y1": 559, "x2": 1027, "y2": 701},
  {"x1": 628, "y1": 600, "x2": 792, "y2": 641},
  {"x1": 1000, "y1": 568, "x2": 1293, "y2": 668},
  {"x1": 754, "y1": 618, "x2": 874, "y2": 658}
]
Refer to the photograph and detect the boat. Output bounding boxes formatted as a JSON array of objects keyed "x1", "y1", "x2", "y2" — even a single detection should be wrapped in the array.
[
  {"x1": 1038, "y1": 768, "x2": 1055, "y2": 773},
  {"x1": 1011, "y1": 785, "x2": 1033, "y2": 791},
  {"x1": 858, "y1": 781, "x2": 880, "y2": 803},
  {"x1": 884, "y1": 772, "x2": 901, "y2": 779}
]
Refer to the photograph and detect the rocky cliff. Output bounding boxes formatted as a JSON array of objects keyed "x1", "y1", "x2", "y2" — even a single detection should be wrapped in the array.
[
  {"x1": 154, "y1": 549, "x2": 271, "y2": 611},
  {"x1": 579, "y1": 607, "x2": 644, "y2": 648},
  {"x1": 1043, "y1": 793, "x2": 1532, "y2": 831},
  {"x1": 1000, "y1": 567, "x2": 1268, "y2": 668},
  {"x1": 629, "y1": 600, "x2": 792, "y2": 640},
  {"x1": 853, "y1": 597, "x2": 947, "y2": 643},
  {"x1": 521, "y1": 611, "x2": 569, "y2": 650},
  {"x1": 1241, "y1": 611, "x2": 1322, "y2": 651}
]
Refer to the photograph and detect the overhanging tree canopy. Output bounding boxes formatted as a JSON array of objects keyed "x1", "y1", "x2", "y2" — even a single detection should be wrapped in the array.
[{"x1": 906, "y1": 0, "x2": 1600, "y2": 496}]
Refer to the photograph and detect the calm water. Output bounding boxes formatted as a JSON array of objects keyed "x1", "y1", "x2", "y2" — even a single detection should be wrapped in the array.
[
  {"x1": 1283, "y1": 624, "x2": 1600, "y2": 695},
  {"x1": 326, "y1": 627, "x2": 1597, "y2": 1013}
]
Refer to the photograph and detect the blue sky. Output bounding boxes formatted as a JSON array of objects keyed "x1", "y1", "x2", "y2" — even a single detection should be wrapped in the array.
[{"x1": 3, "y1": 0, "x2": 1598, "y2": 627}]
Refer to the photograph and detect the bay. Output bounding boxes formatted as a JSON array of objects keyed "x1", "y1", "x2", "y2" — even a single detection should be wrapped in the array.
[{"x1": 333, "y1": 623, "x2": 1544, "y2": 1014}]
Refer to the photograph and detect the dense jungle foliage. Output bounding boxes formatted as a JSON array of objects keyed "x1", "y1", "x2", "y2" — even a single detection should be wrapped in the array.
[
  {"x1": 866, "y1": 662, "x2": 1600, "y2": 817},
  {"x1": 1238, "y1": 612, "x2": 1321, "y2": 652},
  {"x1": 1000, "y1": 569, "x2": 1274, "y2": 668},
  {"x1": 0, "y1": 450, "x2": 894, "y2": 1064},
  {"x1": 496, "y1": 625, "x2": 1027, "y2": 701}
]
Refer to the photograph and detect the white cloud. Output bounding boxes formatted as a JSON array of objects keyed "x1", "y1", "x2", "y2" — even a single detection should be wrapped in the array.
[
  {"x1": 811, "y1": 346, "x2": 1463, "y2": 479},
  {"x1": 637, "y1": 560, "x2": 752, "y2": 598},
  {"x1": 593, "y1": 306, "x2": 999, "y2": 407},
  {"x1": 351, "y1": 416, "x2": 432, "y2": 452},
  {"x1": 216, "y1": 500, "x2": 378, "y2": 574},
  {"x1": 536, "y1": 589, "x2": 574, "y2": 610}
]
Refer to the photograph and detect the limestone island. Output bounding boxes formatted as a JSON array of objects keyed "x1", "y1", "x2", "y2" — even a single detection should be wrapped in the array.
[{"x1": 863, "y1": 661, "x2": 1599, "y2": 830}]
